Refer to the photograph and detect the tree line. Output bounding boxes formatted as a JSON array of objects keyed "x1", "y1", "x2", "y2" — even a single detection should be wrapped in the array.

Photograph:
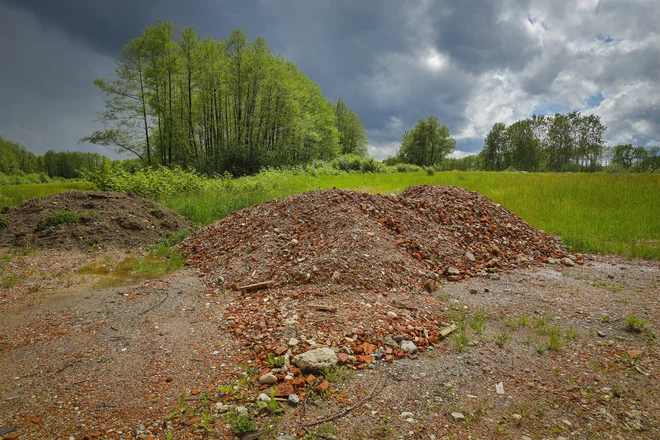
[
  {"x1": 480, "y1": 112, "x2": 606, "y2": 172},
  {"x1": 0, "y1": 135, "x2": 107, "y2": 179},
  {"x1": 83, "y1": 21, "x2": 367, "y2": 176}
]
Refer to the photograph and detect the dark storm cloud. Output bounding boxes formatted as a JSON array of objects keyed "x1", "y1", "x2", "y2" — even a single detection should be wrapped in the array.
[{"x1": 0, "y1": 0, "x2": 658, "y2": 160}]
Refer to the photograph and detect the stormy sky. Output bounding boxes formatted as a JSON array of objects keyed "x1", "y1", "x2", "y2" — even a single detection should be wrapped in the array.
[{"x1": 1, "y1": 0, "x2": 658, "y2": 160}]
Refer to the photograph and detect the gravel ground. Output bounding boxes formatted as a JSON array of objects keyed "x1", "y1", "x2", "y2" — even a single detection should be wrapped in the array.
[{"x1": 0, "y1": 249, "x2": 657, "y2": 440}]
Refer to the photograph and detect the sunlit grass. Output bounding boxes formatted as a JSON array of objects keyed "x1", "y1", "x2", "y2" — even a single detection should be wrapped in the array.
[
  {"x1": 2, "y1": 172, "x2": 658, "y2": 259},
  {"x1": 0, "y1": 181, "x2": 93, "y2": 211},
  {"x1": 162, "y1": 171, "x2": 659, "y2": 260}
]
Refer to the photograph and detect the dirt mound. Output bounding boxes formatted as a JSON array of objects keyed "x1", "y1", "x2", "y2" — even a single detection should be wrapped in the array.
[
  {"x1": 0, "y1": 191, "x2": 194, "y2": 251},
  {"x1": 178, "y1": 186, "x2": 577, "y2": 370},
  {"x1": 181, "y1": 186, "x2": 571, "y2": 291}
]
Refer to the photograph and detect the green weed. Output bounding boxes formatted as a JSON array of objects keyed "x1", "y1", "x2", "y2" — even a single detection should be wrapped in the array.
[
  {"x1": 495, "y1": 332, "x2": 510, "y2": 348},
  {"x1": 625, "y1": 315, "x2": 649, "y2": 333},
  {"x1": 470, "y1": 308, "x2": 487, "y2": 334},
  {"x1": 453, "y1": 331, "x2": 469, "y2": 352}
]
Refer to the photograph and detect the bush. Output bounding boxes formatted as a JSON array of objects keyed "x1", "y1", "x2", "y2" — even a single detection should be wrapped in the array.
[
  {"x1": 625, "y1": 315, "x2": 649, "y2": 332},
  {"x1": 331, "y1": 154, "x2": 385, "y2": 173},
  {"x1": 37, "y1": 211, "x2": 80, "y2": 230},
  {"x1": 37, "y1": 210, "x2": 99, "y2": 230},
  {"x1": 80, "y1": 164, "x2": 209, "y2": 198}
]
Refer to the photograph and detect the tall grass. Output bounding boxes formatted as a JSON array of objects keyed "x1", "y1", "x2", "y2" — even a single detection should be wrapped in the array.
[
  {"x1": 0, "y1": 181, "x2": 93, "y2": 211},
  {"x1": 1, "y1": 172, "x2": 657, "y2": 259},
  {"x1": 161, "y1": 171, "x2": 659, "y2": 260}
]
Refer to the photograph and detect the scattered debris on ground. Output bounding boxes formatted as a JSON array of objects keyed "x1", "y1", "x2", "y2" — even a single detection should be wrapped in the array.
[
  {"x1": 0, "y1": 190, "x2": 194, "y2": 251},
  {"x1": 1, "y1": 186, "x2": 657, "y2": 439}
]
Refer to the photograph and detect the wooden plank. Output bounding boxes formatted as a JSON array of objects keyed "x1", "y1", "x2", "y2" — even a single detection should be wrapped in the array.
[
  {"x1": 306, "y1": 304, "x2": 338, "y2": 312},
  {"x1": 439, "y1": 323, "x2": 459, "y2": 338},
  {"x1": 232, "y1": 280, "x2": 275, "y2": 291}
]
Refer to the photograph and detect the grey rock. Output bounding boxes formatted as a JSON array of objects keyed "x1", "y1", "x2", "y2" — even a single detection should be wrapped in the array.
[
  {"x1": 490, "y1": 273, "x2": 501, "y2": 281},
  {"x1": 292, "y1": 347, "x2": 337, "y2": 371},
  {"x1": 447, "y1": 267, "x2": 461, "y2": 276},
  {"x1": 547, "y1": 258, "x2": 557, "y2": 265},
  {"x1": 331, "y1": 271, "x2": 341, "y2": 283},
  {"x1": 257, "y1": 393, "x2": 271, "y2": 403},
  {"x1": 288, "y1": 338, "x2": 299, "y2": 347},
  {"x1": 259, "y1": 373, "x2": 278, "y2": 385},
  {"x1": 451, "y1": 412, "x2": 466, "y2": 421},
  {"x1": 383, "y1": 336, "x2": 399, "y2": 348},
  {"x1": 597, "y1": 331, "x2": 607, "y2": 337},
  {"x1": 465, "y1": 252, "x2": 476, "y2": 262},
  {"x1": 393, "y1": 334, "x2": 407, "y2": 343},
  {"x1": 288, "y1": 394, "x2": 300, "y2": 405},
  {"x1": 401, "y1": 340, "x2": 418, "y2": 354}
]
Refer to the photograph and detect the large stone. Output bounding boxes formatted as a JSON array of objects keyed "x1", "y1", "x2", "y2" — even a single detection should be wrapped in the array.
[
  {"x1": 401, "y1": 340, "x2": 418, "y2": 354},
  {"x1": 561, "y1": 257, "x2": 576, "y2": 267},
  {"x1": 259, "y1": 373, "x2": 278, "y2": 385},
  {"x1": 292, "y1": 347, "x2": 337, "y2": 371}
]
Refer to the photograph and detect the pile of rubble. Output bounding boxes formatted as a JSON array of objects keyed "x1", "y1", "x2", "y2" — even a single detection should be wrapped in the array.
[{"x1": 180, "y1": 186, "x2": 580, "y2": 393}]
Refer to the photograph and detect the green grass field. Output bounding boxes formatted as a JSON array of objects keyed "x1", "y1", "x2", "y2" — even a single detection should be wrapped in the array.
[
  {"x1": 1, "y1": 172, "x2": 658, "y2": 259},
  {"x1": 0, "y1": 181, "x2": 93, "y2": 211}
]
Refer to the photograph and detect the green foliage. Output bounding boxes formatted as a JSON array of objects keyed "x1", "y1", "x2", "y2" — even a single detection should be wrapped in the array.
[
  {"x1": 224, "y1": 411, "x2": 256, "y2": 435},
  {"x1": 7, "y1": 171, "x2": 660, "y2": 260},
  {"x1": 80, "y1": 164, "x2": 208, "y2": 198},
  {"x1": 334, "y1": 99, "x2": 368, "y2": 156},
  {"x1": 264, "y1": 354, "x2": 285, "y2": 367},
  {"x1": 625, "y1": 315, "x2": 649, "y2": 333},
  {"x1": 482, "y1": 112, "x2": 606, "y2": 172},
  {"x1": 453, "y1": 331, "x2": 469, "y2": 352},
  {"x1": 83, "y1": 22, "x2": 344, "y2": 176},
  {"x1": 470, "y1": 308, "x2": 487, "y2": 334},
  {"x1": 396, "y1": 115, "x2": 455, "y2": 166},
  {"x1": 495, "y1": 332, "x2": 510, "y2": 347},
  {"x1": 331, "y1": 154, "x2": 384, "y2": 173},
  {"x1": 149, "y1": 208, "x2": 164, "y2": 218},
  {"x1": 37, "y1": 211, "x2": 98, "y2": 231}
]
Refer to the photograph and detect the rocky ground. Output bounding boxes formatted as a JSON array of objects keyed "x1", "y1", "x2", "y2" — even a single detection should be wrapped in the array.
[{"x1": 0, "y1": 187, "x2": 657, "y2": 440}]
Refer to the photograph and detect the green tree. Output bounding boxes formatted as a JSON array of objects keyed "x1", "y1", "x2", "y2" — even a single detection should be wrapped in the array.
[
  {"x1": 396, "y1": 115, "x2": 455, "y2": 166},
  {"x1": 482, "y1": 122, "x2": 509, "y2": 171},
  {"x1": 334, "y1": 99, "x2": 368, "y2": 156}
]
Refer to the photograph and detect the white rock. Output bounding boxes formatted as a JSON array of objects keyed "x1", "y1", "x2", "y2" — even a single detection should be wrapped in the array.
[
  {"x1": 451, "y1": 412, "x2": 466, "y2": 421},
  {"x1": 496, "y1": 382, "x2": 504, "y2": 394},
  {"x1": 235, "y1": 406, "x2": 248, "y2": 414},
  {"x1": 257, "y1": 393, "x2": 271, "y2": 403},
  {"x1": 387, "y1": 311, "x2": 398, "y2": 318},
  {"x1": 400, "y1": 411, "x2": 414, "y2": 418},
  {"x1": 292, "y1": 347, "x2": 338, "y2": 370},
  {"x1": 259, "y1": 373, "x2": 278, "y2": 385},
  {"x1": 465, "y1": 252, "x2": 476, "y2": 262},
  {"x1": 288, "y1": 338, "x2": 299, "y2": 347},
  {"x1": 401, "y1": 340, "x2": 418, "y2": 354},
  {"x1": 447, "y1": 267, "x2": 461, "y2": 276},
  {"x1": 561, "y1": 257, "x2": 576, "y2": 267}
]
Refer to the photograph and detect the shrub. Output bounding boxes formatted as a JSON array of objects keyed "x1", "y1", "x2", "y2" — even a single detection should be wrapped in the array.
[
  {"x1": 37, "y1": 211, "x2": 80, "y2": 230},
  {"x1": 80, "y1": 164, "x2": 208, "y2": 198},
  {"x1": 625, "y1": 315, "x2": 649, "y2": 333},
  {"x1": 331, "y1": 154, "x2": 385, "y2": 173},
  {"x1": 37, "y1": 210, "x2": 99, "y2": 230}
]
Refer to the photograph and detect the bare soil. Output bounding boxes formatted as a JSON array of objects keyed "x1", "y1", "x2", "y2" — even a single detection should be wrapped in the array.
[
  {"x1": 0, "y1": 188, "x2": 657, "y2": 440},
  {"x1": 0, "y1": 191, "x2": 194, "y2": 251}
]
